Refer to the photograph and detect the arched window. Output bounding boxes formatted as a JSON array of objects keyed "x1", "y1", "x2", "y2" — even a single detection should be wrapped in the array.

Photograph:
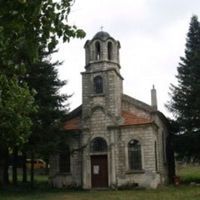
[
  {"x1": 155, "y1": 141, "x2": 158, "y2": 171},
  {"x1": 90, "y1": 137, "x2": 107, "y2": 152},
  {"x1": 59, "y1": 146, "x2": 70, "y2": 173},
  {"x1": 94, "y1": 76, "x2": 103, "y2": 94},
  {"x1": 128, "y1": 139, "x2": 142, "y2": 170},
  {"x1": 107, "y1": 42, "x2": 113, "y2": 60},
  {"x1": 95, "y1": 41, "x2": 101, "y2": 60}
]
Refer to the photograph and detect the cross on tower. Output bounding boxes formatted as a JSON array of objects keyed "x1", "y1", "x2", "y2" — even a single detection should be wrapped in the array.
[{"x1": 100, "y1": 26, "x2": 104, "y2": 31}]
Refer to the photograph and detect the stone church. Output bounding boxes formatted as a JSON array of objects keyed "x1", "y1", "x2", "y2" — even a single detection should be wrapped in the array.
[{"x1": 49, "y1": 31, "x2": 172, "y2": 189}]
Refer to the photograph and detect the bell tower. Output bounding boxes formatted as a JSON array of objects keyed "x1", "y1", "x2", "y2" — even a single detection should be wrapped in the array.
[{"x1": 81, "y1": 31, "x2": 123, "y2": 121}]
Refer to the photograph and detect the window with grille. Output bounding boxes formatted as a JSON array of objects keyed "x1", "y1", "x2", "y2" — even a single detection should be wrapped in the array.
[
  {"x1": 128, "y1": 139, "x2": 142, "y2": 170},
  {"x1": 59, "y1": 146, "x2": 70, "y2": 173},
  {"x1": 155, "y1": 141, "x2": 158, "y2": 171},
  {"x1": 90, "y1": 137, "x2": 107, "y2": 152}
]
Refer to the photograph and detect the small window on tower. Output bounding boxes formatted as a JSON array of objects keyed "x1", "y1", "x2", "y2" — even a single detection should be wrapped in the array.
[
  {"x1": 94, "y1": 76, "x2": 103, "y2": 94},
  {"x1": 107, "y1": 42, "x2": 112, "y2": 60},
  {"x1": 95, "y1": 41, "x2": 101, "y2": 60}
]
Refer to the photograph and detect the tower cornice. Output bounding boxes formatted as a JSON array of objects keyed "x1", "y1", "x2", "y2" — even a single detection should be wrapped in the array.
[
  {"x1": 81, "y1": 68, "x2": 124, "y2": 80},
  {"x1": 85, "y1": 60, "x2": 121, "y2": 69}
]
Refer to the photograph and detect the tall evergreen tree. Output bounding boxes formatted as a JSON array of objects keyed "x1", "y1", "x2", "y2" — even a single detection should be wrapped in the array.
[
  {"x1": 23, "y1": 51, "x2": 69, "y2": 185},
  {"x1": 26, "y1": 51, "x2": 69, "y2": 156},
  {"x1": 167, "y1": 15, "x2": 200, "y2": 161}
]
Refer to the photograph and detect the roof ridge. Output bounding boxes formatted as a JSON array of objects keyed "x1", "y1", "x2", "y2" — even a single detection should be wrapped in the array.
[{"x1": 64, "y1": 105, "x2": 82, "y2": 120}]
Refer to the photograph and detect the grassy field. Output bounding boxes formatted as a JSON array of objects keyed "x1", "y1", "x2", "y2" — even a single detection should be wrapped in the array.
[
  {"x1": 0, "y1": 186, "x2": 200, "y2": 200},
  {"x1": 0, "y1": 165, "x2": 199, "y2": 200},
  {"x1": 177, "y1": 164, "x2": 200, "y2": 183}
]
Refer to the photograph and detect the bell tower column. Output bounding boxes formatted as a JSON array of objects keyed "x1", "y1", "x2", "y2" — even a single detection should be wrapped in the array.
[
  {"x1": 81, "y1": 31, "x2": 123, "y2": 120},
  {"x1": 81, "y1": 31, "x2": 123, "y2": 189}
]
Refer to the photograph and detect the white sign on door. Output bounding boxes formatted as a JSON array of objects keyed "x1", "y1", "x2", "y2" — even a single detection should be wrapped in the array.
[{"x1": 93, "y1": 165, "x2": 100, "y2": 174}]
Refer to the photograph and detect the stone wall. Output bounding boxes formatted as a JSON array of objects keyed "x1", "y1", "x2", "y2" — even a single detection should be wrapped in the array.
[
  {"x1": 82, "y1": 68, "x2": 123, "y2": 119},
  {"x1": 112, "y1": 125, "x2": 162, "y2": 188},
  {"x1": 49, "y1": 135, "x2": 82, "y2": 188}
]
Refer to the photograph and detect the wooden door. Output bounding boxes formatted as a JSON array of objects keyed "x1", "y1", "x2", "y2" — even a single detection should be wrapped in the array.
[{"x1": 91, "y1": 155, "x2": 108, "y2": 188}]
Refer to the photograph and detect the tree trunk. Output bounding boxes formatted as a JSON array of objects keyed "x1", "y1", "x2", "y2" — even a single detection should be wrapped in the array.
[
  {"x1": 0, "y1": 147, "x2": 4, "y2": 186},
  {"x1": 166, "y1": 135, "x2": 176, "y2": 184},
  {"x1": 22, "y1": 151, "x2": 27, "y2": 183},
  {"x1": 12, "y1": 147, "x2": 18, "y2": 185},
  {"x1": 0, "y1": 167, "x2": 3, "y2": 187},
  {"x1": 3, "y1": 148, "x2": 9, "y2": 185},
  {"x1": 45, "y1": 159, "x2": 49, "y2": 175},
  {"x1": 30, "y1": 151, "x2": 34, "y2": 188},
  {"x1": 0, "y1": 146, "x2": 8, "y2": 187}
]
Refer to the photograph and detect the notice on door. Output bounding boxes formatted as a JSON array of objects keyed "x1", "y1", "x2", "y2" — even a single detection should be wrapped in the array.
[{"x1": 93, "y1": 165, "x2": 100, "y2": 174}]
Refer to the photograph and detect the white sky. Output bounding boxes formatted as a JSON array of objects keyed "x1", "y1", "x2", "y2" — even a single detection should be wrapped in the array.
[{"x1": 53, "y1": 0, "x2": 200, "y2": 117}]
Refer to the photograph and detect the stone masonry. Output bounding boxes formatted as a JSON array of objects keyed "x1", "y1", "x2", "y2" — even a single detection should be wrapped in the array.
[{"x1": 49, "y1": 31, "x2": 171, "y2": 189}]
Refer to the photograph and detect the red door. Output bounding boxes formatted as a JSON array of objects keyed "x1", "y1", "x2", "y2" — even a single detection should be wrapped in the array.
[{"x1": 91, "y1": 155, "x2": 108, "y2": 188}]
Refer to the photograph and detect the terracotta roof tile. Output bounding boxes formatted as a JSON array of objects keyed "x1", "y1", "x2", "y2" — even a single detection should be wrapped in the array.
[
  {"x1": 63, "y1": 111, "x2": 152, "y2": 131},
  {"x1": 64, "y1": 116, "x2": 81, "y2": 131},
  {"x1": 121, "y1": 111, "x2": 152, "y2": 126}
]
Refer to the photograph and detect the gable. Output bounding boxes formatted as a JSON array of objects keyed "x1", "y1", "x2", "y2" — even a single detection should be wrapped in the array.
[{"x1": 122, "y1": 94, "x2": 153, "y2": 119}]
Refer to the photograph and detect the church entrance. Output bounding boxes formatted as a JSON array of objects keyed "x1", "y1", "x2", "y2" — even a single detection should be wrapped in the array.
[{"x1": 91, "y1": 155, "x2": 108, "y2": 188}]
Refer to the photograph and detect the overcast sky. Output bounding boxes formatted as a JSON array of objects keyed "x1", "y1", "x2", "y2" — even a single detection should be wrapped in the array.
[{"x1": 53, "y1": 0, "x2": 200, "y2": 117}]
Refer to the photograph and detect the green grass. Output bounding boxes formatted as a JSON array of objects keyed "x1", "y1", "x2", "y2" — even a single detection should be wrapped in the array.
[
  {"x1": 1, "y1": 165, "x2": 199, "y2": 200},
  {"x1": 8, "y1": 168, "x2": 48, "y2": 183},
  {"x1": 0, "y1": 186, "x2": 200, "y2": 200},
  {"x1": 177, "y1": 164, "x2": 200, "y2": 183}
]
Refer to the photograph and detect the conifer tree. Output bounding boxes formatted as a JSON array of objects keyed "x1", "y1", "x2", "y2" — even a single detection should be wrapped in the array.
[
  {"x1": 25, "y1": 50, "x2": 69, "y2": 156},
  {"x1": 168, "y1": 15, "x2": 200, "y2": 161},
  {"x1": 23, "y1": 50, "x2": 69, "y2": 185}
]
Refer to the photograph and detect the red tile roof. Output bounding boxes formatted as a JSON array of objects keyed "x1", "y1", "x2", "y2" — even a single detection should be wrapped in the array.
[
  {"x1": 64, "y1": 116, "x2": 81, "y2": 131},
  {"x1": 121, "y1": 111, "x2": 152, "y2": 126},
  {"x1": 63, "y1": 111, "x2": 152, "y2": 131}
]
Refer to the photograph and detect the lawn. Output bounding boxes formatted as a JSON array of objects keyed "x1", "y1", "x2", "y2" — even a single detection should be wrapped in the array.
[
  {"x1": 1, "y1": 165, "x2": 200, "y2": 200},
  {"x1": 177, "y1": 164, "x2": 200, "y2": 183},
  {"x1": 0, "y1": 186, "x2": 200, "y2": 200}
]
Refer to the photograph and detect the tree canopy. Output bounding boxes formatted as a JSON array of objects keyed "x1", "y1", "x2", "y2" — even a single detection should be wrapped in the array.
[
  {"x1": 0, "y1": 0, "x2": 85, "y2": 149},
  {"x1": 25, "y1": 51, "x2": 70, "y2": 156},
  {"x1": 0, "y1": 0, "x2": 85, "y2": 185}
]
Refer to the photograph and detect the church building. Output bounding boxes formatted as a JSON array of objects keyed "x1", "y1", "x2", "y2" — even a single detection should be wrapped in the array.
[{"x1": 49, "y1": 31, "x2": 172, "y2": 189}]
